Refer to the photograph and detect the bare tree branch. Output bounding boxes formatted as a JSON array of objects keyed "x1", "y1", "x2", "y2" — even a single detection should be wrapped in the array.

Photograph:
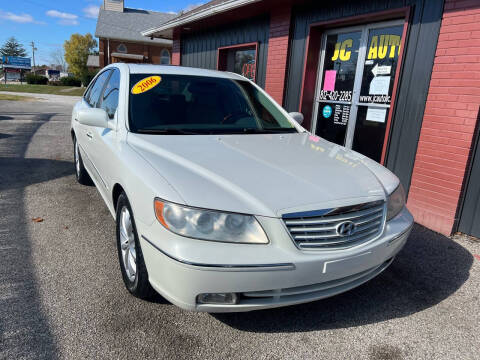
[{"x1": 49, "y1": 46, "x2": 67, "y2": 72}]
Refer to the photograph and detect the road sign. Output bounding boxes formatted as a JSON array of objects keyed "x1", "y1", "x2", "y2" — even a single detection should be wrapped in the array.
[{"x1": 1, "y1": 56, "x2": 32, "y2": 69}]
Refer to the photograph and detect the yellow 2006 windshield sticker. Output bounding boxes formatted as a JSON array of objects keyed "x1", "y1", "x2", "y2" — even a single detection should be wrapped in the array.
[{"x1": 131, "y1": 76, "x2": 161, "y2": 94}]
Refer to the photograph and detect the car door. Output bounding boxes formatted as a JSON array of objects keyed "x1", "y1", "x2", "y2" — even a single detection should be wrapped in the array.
[
  {"x1": 76, "y1": 69, "x2": 112, "y2": 185},
  {"x1": 73, "y1": 76, "x2": 98, "y2": 173},
  {"x1": 89, "y1": 68, "x2": 121, "y2": 196}
]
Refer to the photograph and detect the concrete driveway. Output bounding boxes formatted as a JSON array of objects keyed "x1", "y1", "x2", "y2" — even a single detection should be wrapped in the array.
[
  {"x1": 0, "y1": 96, "x2": 479, "y2": 359},
  {"x1": 0, "y1": 91, "x2": 81, "y2": 105}
]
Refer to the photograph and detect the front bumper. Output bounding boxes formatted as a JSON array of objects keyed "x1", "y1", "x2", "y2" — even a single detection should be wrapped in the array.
[{"x1": 138, "y1": 207, "x2": 413, "y2": 312}]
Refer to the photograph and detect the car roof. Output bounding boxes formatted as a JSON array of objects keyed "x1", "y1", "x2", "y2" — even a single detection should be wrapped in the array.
[{"x1": 126, "y1": 64, "x2": 246, "y2": 81}]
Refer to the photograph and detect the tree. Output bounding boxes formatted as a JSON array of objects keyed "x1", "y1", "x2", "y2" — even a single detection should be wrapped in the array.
[
  {"x1": 0, "y1": 37, "x2": 27, "y2": 57},
  {"x1": 50, "y1": 46, "x2": 67, "y2": 72},
  {"x1": 64, "y1": 33, "x2": 97, "y2": 81}
]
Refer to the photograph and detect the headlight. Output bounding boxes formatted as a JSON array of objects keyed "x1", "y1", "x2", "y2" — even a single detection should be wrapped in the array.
[
  {"x1": 386, "y1": 184, "x2": 406, "y2": 221},
  {"x1": 154, "y1": 199, "x2": 269, "y2": 244}
]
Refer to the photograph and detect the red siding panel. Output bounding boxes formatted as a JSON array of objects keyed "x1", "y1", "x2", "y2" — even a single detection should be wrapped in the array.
[
  {"x1": 172, "y1": 30, "x2": 181, "y2": 66},
  {"x1": 264, "y1": 6, "x2": 291, "y2": 105}
]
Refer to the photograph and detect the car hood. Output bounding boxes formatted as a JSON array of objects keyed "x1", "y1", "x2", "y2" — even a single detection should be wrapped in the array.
[{"x1": 127, "y1": 132, "x2": 398, "y2": 217}]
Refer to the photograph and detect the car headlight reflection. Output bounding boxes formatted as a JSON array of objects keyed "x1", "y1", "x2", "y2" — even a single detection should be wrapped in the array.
[
  {"x1": 386, "y1": 184, "x2": 406, "y2": 221},
  {"x1": 193, "y1": 212, "x2": 216, "y2": 234},
  {"x1": 225, "y1": 214, "x2": 247, "y2": 235},
  {"x1": 163, "y1": 203, "x2": 187, "y2": 229},
  {"x1": 154, "y1": 199, "x2": 269, "y2": 244}
]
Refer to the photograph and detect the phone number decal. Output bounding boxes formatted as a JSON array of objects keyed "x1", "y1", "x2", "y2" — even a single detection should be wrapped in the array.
[{"x1": 319, "y1": 90, "x2": 352, "y2": 102}]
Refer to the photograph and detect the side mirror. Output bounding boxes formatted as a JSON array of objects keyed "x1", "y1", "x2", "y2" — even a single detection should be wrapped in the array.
[
  {"x1": 289, "y1": 112, "x2": 304, "y2": 125},
  {"x1": 77, "y1": 108, "x2": 108, "y2": 128}
]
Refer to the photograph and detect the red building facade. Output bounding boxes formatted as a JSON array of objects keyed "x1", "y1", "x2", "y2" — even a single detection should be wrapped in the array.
[
  {"x1": 407, "y1": 0, "x2": 480, "y2": 235},
  {"x1": 150, "y1": 0, "x2": 480, "y2": 237}
]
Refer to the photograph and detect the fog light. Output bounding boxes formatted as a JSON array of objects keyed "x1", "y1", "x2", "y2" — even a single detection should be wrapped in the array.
[{"x1": 197, "y1": 293, "x2": 238, "y2": 305}]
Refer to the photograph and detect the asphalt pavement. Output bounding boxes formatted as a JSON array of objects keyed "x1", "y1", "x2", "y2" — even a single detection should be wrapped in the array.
[{"x1": 0, "y1": 96, "x2": 479, "y2": 359}]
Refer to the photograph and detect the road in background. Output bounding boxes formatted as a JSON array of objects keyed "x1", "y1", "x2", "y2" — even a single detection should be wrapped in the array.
[{"x1": 0, "y1": 97, "x2": 479, "y2": 359}]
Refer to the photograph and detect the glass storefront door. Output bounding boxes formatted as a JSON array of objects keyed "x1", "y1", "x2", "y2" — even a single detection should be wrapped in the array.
[{"x1": 313, "y1": 20, "x2": 404, "y2": 163}]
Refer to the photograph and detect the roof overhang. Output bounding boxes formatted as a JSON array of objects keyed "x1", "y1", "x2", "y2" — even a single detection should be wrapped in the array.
[
  {"x1": 97, "y1": 35, "x2": 172, "y2": 46},
  {"x1": 142, "y1": 0, "x2": 262, "y2": 39}
]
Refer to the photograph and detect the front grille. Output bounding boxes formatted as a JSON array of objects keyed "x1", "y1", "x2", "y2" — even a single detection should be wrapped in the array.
[{"x1": 283, "y1": 200, "x2": 385, "y2": 250}]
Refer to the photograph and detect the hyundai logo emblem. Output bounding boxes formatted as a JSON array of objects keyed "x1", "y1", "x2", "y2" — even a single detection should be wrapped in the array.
[{"x1": 336, "y1": 221, "x2": 356, "y2": 237}]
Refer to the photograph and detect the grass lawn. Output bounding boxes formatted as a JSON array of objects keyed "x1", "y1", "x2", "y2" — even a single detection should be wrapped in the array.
[
  {"x1": 0, "y1": 83, "x2": 85, "y2": 96},
  {"x1": 0, "y1": 93, "x2": 38, "y2": 101}
]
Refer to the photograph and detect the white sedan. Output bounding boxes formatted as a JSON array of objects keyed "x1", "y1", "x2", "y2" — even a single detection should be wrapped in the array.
[{"x1": 71, "y1": 63, "x2": 413, "y2": 312}]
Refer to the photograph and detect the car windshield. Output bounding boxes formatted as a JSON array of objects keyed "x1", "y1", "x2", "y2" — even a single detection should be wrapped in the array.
[{"x1": 128, "y1": 74, "x2": 298, "y2": 134}]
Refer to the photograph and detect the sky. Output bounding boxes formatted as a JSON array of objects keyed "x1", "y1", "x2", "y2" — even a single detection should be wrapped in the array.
[{"x1": 0, "y1": 0, "x2": 205, "y2": 65}]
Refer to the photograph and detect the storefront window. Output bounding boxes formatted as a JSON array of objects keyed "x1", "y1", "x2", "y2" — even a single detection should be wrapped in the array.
[
  {"x1": 218, "y1": 44, "x2": 257, "y2": 82},
  {"x1": 352, "y1": 25, "x2": 403, "y2": 161},
  {"x1": 358, "y1": 26, "x2": 403, "y2": 99},
  {"x1": 233, "y1": 47, "x2": 256, "y2": 81},
  {"x1": 315, "y1": 31, "x2": 361, "y2": 145}
]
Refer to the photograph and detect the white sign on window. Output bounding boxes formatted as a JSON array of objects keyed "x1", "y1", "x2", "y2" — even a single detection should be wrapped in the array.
[
  {"x1": 369, "y1": 76, "x2": 390, "y2": 95},
  {"x1": 366, "y1": 107, "x2": 387, "y2": 123}
]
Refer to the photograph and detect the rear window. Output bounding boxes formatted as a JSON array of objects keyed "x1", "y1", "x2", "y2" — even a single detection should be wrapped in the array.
[{"x1": 128, "y1": 74, "x2": 296, "y2": 134}]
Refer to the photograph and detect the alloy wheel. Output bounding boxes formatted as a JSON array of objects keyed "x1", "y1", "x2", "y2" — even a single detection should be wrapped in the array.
[
  {"x1": 74, "y1": 141, "x2": 80, "y2": 176},
  {"x1": 119, "y1": 206, "x2": 137, "y2": 282}
]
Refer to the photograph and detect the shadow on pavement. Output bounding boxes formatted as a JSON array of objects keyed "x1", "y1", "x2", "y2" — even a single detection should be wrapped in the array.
[
  {"x1": 0, "y1": 110, "x2": 61, "y2": 359},
  {"x1": 214, "y1": 224, "x2": 473, "y2": 332},
  {"x1": 146, "y1": 292, "x2": 172, "y2": 305},
  {"x1": 0, "y1": 158, "x2": 74, "y2": 191}
]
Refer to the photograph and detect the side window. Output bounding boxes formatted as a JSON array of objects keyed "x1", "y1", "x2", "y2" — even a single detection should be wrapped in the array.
[
  {"x1": 87, "y1": 70, "x2": 111, "y2": 108},
  {"x1": 84, "y1": 77, "x2": 97, "y2": 104},
  {"x1": 100, "y1": 69, "x2": 120, "y2": 119}
]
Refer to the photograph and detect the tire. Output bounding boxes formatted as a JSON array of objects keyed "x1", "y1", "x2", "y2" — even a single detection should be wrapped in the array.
[
  {"x1": 116, "y1": 192, "x2": 155, "y2": 299},
  {"x1": 73, "y1": 136, "x2": 93, "y2": 185}
]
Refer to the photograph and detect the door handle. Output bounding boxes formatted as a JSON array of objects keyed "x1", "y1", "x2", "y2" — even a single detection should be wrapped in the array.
[{"x1": 86, "y1": 131, "x2": 93, "y2": 140}]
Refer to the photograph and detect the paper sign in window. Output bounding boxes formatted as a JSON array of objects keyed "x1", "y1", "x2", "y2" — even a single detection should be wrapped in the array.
[
  {"x1": 369, "y1": 76, "x2": 390, "y2": 95},
  {"x1": 366, "y1": 107, "x2": 387, "y2": 123},
  {"x1": 323, "y1": 70, "x2": 336, "y2": 91}
]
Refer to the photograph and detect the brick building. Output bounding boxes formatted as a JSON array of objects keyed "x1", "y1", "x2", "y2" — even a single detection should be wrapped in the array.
[
  {"x1": 143, "y1": 0, "x2": 480, "y2": 237},
  {"x1": 408, "y1": 0, "x2": 480, "y2": 236},
  {"x1": 95, "y1": 0, "x2": 175, "y2": 68}
]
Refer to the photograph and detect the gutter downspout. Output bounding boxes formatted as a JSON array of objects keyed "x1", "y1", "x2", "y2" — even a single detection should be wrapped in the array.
[{"x1": 107, "y1": 38, "x2": 110, "y2": 65}]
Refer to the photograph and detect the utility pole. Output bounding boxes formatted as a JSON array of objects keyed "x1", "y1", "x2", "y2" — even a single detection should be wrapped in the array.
[{"x1": 30, "y1": 41, "x2": 37, "y2": 73}]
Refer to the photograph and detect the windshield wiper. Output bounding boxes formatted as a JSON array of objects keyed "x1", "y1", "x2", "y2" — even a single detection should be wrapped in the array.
[
  {"x1": 136, "y1": 128, "x2": 298, "y2": 135},
  {"x1": 136, "y1": 128, "x2": 199, "y2": 135}
]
